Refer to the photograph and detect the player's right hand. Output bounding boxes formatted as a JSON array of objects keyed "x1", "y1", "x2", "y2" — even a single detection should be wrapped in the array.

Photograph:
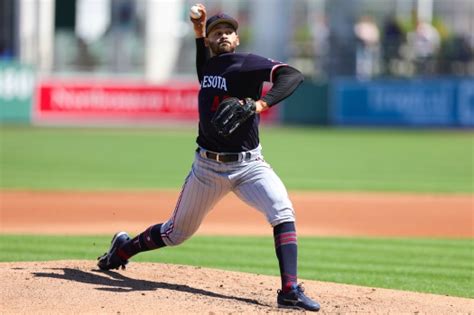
[{"x1": 191, "y1": 3, "x2": 207, "y2": 38}]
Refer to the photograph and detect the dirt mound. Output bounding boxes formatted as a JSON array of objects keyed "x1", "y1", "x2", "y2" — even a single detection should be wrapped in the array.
[{"x1": 1, "y1": 260, "x2": 471, "y2": 314}]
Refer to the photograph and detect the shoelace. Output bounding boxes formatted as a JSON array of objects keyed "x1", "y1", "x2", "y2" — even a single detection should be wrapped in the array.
[
  {"x1": 296, "y1": 283, "x2": 305, "y2": 293},
  {"x1": 277, "y1": 283, "x2": 306, "y2": 295}
]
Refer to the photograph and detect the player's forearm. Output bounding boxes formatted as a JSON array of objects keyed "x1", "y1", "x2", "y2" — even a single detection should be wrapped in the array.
[
  {"x1": 196, "y1": 38, "x2": 209, "y2": 82},
  {"x1": 191, "y1": 4, "x2": 208, "y2": 81},
  {"x1": 194, "y1": 30, "x2": 205, "y2": 38},
  {"x1": 261, "y1": 66, "x2": 304, "y2": 107}
]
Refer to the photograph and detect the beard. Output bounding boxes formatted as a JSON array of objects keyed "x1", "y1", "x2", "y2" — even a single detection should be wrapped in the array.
[{"x1": 209, "y1": 40, "x2": 236, "y2": 55}]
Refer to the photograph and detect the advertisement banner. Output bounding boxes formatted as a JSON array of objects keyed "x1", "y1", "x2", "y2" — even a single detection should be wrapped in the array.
[
  {"x1": 35, "y1": 81, "x2": 278, "y2": 124},
  {"x1": 36, "y1": 81, "x2": 200, "y2": 121},
  {"x1": 0, "y1": 62, "x2": 35, "y2": 122},
  {"x1": 457, "y1": 80, "x2": 474, "y2": 127},
  {"x1": 332, "y1": 78, "x2": 473, "y2": 127}
]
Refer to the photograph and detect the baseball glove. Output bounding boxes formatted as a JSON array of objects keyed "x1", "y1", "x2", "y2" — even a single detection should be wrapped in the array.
[{"x1": 211, "y1": 97, "x2": 257, "y2": 137}]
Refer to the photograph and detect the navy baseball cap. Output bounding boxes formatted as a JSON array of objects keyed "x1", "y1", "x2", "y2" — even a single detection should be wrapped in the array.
[{"x1": 206, "y1": 13, "x2": 238, "y2": 36}]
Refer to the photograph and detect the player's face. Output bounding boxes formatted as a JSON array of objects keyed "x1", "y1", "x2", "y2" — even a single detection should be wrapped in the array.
[{"x1": 206, "y1": 23, "x2": 240, "y2": 56}]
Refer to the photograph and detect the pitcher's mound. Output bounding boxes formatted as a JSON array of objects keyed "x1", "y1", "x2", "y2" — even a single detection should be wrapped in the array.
[{"x1": 1, "y1": 260, "x2": 471, "y2": 314}]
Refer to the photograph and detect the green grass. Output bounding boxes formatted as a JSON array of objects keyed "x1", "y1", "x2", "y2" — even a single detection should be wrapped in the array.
[
  {"x1": 2, "y1": 127, "x2": 471, "y2": 299},
  {"x1": 263, "y1": 127, "x2": 473, "y2": 192},
  {"x1": 0, "y1": 235, "x2": 472, "y2": 298},
  {"x1": 0, "y1": 126, "x2": 472, "y2": 192}
]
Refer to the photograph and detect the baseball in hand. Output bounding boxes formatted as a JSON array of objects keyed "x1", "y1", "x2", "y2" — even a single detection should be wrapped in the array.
[{"x1": 190, "y1": 5, "x2": 202, "y2": 19}]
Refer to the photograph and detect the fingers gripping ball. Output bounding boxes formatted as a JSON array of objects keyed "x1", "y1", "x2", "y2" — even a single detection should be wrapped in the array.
[
  {"x1": 190, "y1": 5, "x2": 202, "y2": 19},
  {"x1": 211, "y1": 97, "x2": 257, "y2": 137}
]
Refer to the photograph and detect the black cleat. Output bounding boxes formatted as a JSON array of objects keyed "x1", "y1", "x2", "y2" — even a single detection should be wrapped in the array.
[
  {"x1": 97, "y1": 232, "x2": 130, "y2": 270},
  {"x1": 277, "y1": 283, "x2": 320, "y2": 312}
]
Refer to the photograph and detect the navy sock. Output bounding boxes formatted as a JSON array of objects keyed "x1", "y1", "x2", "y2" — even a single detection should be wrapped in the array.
[
  {"x1": 118, "y1": 224, "x2": 167, "y2": 260},
  {"x1": 273, "y1": 222, "x2": 298, "y2": 292}
]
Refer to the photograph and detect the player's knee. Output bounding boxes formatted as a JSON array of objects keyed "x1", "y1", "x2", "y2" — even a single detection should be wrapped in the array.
[
  {"x1": 165, "y1": 231, "x2": 191, "y2": 246},
  {"x1": 269, "y1": 207, "x2": 295, "y2": 226}
]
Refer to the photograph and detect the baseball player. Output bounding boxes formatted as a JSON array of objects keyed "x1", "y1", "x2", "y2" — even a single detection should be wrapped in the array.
[{"x1": 98, "y1": 4, "x2": 320, "y2": 312}]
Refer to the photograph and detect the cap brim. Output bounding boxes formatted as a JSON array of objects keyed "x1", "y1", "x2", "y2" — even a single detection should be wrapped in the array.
[{"x1": 206, "y1": 18, "x2": 238, "y2": 35}]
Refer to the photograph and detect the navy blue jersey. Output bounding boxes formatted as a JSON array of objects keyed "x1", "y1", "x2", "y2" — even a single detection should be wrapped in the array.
[{"x1": 196, "y1": 51, "x2": 282, "y2": 152}]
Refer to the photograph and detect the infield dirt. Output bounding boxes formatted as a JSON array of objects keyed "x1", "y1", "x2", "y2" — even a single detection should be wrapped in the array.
[
  {"x1": 1, "y1": 190, "x2": 473, "y2": 314},
  {"x1": 2, "y1": 190, "x2": 472, "y2": 237}
]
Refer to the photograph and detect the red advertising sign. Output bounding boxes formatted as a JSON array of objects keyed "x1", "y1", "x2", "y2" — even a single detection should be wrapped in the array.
[{"x1": 35, "y1": 80, "x2": 278, "y2": 123}]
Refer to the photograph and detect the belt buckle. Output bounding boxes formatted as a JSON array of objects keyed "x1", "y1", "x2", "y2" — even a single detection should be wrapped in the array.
[{"x1": 215, "y1": 153, "x2": 222, "y2": 162}]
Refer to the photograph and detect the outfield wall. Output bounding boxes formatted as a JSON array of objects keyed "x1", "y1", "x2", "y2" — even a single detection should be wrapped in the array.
[
  {"x1": 32, "y1": 80, "x2": 278, "y2": 124},
  {"x1": 331, "y1": 78, "x2": 474, "y2": 127},
  {"x1": 1, "y1": 62, "x2": 473, "y2": 127},
  {"x1": 0, "y1": 62, "x2": 35, "y2": 122}
]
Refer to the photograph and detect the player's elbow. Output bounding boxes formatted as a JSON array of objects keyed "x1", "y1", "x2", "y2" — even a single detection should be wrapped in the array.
[
  {"x1": 289, "y1": 67, "x2": 304, "y2": 85},
  {"x1": 296, "y1": 70, "x2": 304, "y2": 84},
  {"x1": 283, "y1": 67, "x2": 305, "y2": 92},
  {"x1": 274, "y1": 66, "x2": 304, "y2": 86}
]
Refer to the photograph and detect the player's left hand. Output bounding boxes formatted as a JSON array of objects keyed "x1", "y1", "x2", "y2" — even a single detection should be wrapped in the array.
[{"x1": 211, "y1": 97, "x2": 257, "y2": 137}]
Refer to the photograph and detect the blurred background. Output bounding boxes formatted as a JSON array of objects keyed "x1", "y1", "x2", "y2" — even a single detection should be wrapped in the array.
[
  {"x1": 0, "y1": 0, "x2": 473, "y2": 127},
  {"x1": 0, "y1": 2, "x2": 472, "y2": 293}
]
